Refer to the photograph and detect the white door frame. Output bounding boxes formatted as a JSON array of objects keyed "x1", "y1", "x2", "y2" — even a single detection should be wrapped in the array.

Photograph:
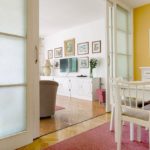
[
  {"x1": 105, "y1": 0, "x2": 116, "y2": 112},
  {"x1": 27, "y1": 0, "x2": 40, "y2": 139},
  {"x1": 0, "y1": 0, "x2": 39, "y2": 149}
]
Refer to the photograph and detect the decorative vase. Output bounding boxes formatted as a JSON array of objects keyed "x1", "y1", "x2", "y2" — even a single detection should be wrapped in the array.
[
  {"x1": 90, "y1": 67, "x2": 93, "y2": 78},
  {"x1": 43, "y1": 59, "x2": 51, "y2": 76},
  {"x1": 43, "y1": 66, "x2": 51, "y2": 76}
]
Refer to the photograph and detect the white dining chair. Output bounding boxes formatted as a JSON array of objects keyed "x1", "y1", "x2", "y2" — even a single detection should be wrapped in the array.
[
  {"x1": 110, "y1": 78, "x2": 150, "y2": 141},
  {"x1": 115, "y1": 80, "x2": 150, "y2": 150},
  {"x1": 109, "y1": 77, "x2": 121, "y2": 131},
  {"x1": 109, "y1": 77, "x2": 125, "y2": 143}
]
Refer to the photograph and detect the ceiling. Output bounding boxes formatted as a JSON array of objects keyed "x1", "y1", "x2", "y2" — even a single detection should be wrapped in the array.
[
  {"x1": 40, "y1": 0, "x2": 150, "y2": 36},
  {"x1": 40, "y1": 0, "x2": 105, "y2": 36},
  {"x1": 120, "y1": 0, "x2": 150, "y2": 8}
]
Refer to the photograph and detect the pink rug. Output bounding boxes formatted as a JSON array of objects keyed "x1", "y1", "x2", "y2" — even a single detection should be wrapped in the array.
[
  {"x1": 55, "y1": 106, "x2": 65, "y2": 111},
  {"x1": 45, "y1": 122, "x2": 148, "y2": 150}
]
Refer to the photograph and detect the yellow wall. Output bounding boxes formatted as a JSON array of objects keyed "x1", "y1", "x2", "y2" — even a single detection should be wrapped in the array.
[{"x1": 134, "y1": 4, "x2": 150, "y2": 80}]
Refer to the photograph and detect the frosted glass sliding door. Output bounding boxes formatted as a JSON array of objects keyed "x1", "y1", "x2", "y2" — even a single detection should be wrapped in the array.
[
  {"x1": 116, "y1": 6, "x2": 133, "y2": 80},
  {"x1": 0, "y1": 0, "x2": 27, "y2": 139},
  {"x1": 107, "y1": 4, "x2": 133, "y2": 81}
]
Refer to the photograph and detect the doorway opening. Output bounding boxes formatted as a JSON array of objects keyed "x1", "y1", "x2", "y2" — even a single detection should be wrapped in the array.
[{"x1": 39, "y1": 0, "x2": 107, "y2": 136}]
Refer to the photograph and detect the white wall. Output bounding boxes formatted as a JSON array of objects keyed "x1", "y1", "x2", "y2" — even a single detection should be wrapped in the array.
[{"x1": 44, "y1": 19, "x2": 107, "y2": 87}]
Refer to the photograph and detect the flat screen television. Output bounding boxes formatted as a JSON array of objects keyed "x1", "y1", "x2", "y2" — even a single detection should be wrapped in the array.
[
  {"x1": 60, "y1": 58, "x2": 78, "y2": 72},
  {"x1": 60, "y1": 58, "x2": 69, "y2": 72}
]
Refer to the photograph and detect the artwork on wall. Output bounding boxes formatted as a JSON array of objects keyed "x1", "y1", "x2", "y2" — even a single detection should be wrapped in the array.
[
  {"x1": 77, "y1": 42, "x2": 89, "y2": 55},
  {"x1": 48, "y1": 50, "x2": 53, "y2": 59},
  {"x1": 92, "y1": 40, "x2": 101, "y2": 53},
  {"x1": 64, "y1": 38, "x2": 75, "y2": 56},
  {"x1": 79, "y1": 57, "x2": 89, "y2": 68},
  {"x1": 54, "y1": 47, "x2": 63, "y2": 58}
]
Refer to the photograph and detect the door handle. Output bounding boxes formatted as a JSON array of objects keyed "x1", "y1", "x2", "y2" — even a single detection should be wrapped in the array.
[{"x1": 35, "y1": 46, "x2": 38, "y2": 64}]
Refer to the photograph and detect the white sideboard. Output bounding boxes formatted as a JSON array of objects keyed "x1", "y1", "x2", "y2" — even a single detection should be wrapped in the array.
[
  {"x1": 40, "y1": 76, "x2": 100, "y2": 101},
  {"x1": 140, "y1": 67, "x2": 150, "y2": 81}
]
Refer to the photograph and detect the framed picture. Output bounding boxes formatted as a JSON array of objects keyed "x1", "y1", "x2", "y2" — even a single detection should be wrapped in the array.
[
  {"x1": 54, "y1": 47, "x2": 63, "y2": 58},
  {"x1": 92, "y1": 40, "x2": 101, "y2": 53},
  {"x1": 77, "y1": 42, "x2": 89, "y2": 55},
  {"x1": 79, "y1": 57, "x2": 89, "y2": 68},
  {"x1": 64, "y1": 38, "x2": 75, "y2": 56},
  {"x1": 48, "y1": 50, "x2": 53, "y2": 59}
]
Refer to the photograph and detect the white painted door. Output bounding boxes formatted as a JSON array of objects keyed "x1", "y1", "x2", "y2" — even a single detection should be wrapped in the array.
[
  {"x1": 106, "y1": 1, "x2": 133, "y2": 112},
  {"x1": 107, "y1": 2, "x2": 133, "y2": 81},
  {"x1": 0, "y1": 0, "x2": 39, "y2": 149}
]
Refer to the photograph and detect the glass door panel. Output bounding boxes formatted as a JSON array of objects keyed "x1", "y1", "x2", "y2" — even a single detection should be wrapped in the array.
[
  {"x1": 0, "y1": 0, "x2": 26, "y2": 36},
  {"x1": 0, "y1": 86, "x2": 26, "y2": 138},
  {"x1": 0, "y1": 35, "x2": 26, "y2": 84},
  {"x1": 117, "y1": 30, "x2": 127, "y2": 54},
  {"x1": 117, "y1": 6, "x2": 127, "y2": 31},
  {"x1": 117, "y1": 55, "x2": 128, "y2": 79}
]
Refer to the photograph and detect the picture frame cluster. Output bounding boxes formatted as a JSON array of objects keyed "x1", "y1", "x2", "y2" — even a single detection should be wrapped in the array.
[{"x1": 47, "y1": 39, "x2": 101, "y2": 68}]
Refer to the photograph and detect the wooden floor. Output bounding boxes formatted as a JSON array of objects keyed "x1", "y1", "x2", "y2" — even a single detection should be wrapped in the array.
[
  {"x1": 40, "y1": 95, "x2": 106, "y2": 136},
  {"x1": 19, "y1": 113, "x2": 110, "y2": 150}
]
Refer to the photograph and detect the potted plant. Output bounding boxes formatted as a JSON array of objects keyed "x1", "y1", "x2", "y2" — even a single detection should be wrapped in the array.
[{"x1": 89, "y1": 58, "x2": 98, "y2": 78}]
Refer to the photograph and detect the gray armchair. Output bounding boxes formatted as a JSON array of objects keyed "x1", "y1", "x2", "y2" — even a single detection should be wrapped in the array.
[{"x1": 40, "y1": 80, "x2": 59, "y2": 118}]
